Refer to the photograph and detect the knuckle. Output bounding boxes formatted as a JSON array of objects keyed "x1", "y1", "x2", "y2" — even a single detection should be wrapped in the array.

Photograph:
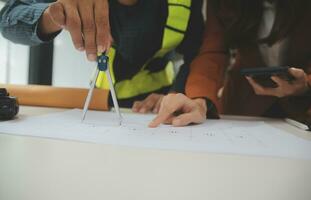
[
  {"x1": 161, "y1": 96, "x2": 168, "y2": 103},
  {"x1": 147, "y1": 94, "x2": 156, "y2": 100},
  {"x1": 166, "y1": 93, "x2": 175, "y2": 98},
  {"x1": 146, "y1": 101, "x2": 155, "y2": 108},
  {"x1": 151, "y1": 94, "x2": 161, "y2": 101},
  {"x1": 83, "y1": 21, "x2": 96, "y2": 33},
  {"x1": 84, "y1": 38, "x2": 96, "y2": 45},
  {"x1": 96, "y1": 28, "x2": 104, "y2": 35},
  {"x1": 96, "y1": 18, "x2": 108, "y2": 26},
  {"x1": 133, "y1": 104, "x2": 141, "y2": 110},
  {"x1": 102, "y1": 11, "x2": 109, "y2": 19},
  {"x1": 49, "y1": 3, "x2": 60, "y2": 13},
  {"x1": 85, "y1": 47, "x2": 97, "y2": 53},
  {"x1": 175, "y1": 93, "x2": 185, "y2": 99},
  {"x1": 150, "y1": 93, "x2": 157, "y2": 98},
  {"x1": 133, "y1": 101, "x2": 140, "y2": 106},
  {"x1": 84, "y1": 40, "x2": 96, "y2": 48},
  {"x1": 84, "y1": 41, "x2": 96, "y2": 51},
  {"x1": 68, "y1": 18, "x2": 81, "y2": 29},
  {"x1": 161, "y1": 97, "x2": 170, "y2": 106}
]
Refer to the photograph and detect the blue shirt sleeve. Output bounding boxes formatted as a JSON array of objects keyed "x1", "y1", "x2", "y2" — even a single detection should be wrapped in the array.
[{"x1": 0, "y1": 0, "x2": 55, "y2": 45}]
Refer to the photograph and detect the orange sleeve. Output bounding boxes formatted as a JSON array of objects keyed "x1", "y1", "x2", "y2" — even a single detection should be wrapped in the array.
[{"x1": 186, "y1": 4, "x2": 229, "y2": 104}]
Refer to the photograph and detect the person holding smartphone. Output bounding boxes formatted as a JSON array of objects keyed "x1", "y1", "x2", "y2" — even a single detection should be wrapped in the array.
[{"x1": 150, "y1": 0, "x2": 311, "y2": 127}]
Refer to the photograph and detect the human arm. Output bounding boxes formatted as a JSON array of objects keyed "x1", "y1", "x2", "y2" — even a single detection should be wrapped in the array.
[
  {"x1": 0, "y1": 0, "x2": 53, "y2": 45},
  {"x1": 149, "y1": 93, "x2": 207, "y2": 127},
  {"x1": 246, "y1": 67, "x2": 311, "y2": 97},
  {"x1": 0, "y1": 0, "x2": 113, "y2": 61},
  {"x1": 149, "y1": 2, "x2": 229, "y2": 127},
  {"x1": 132, "y1": 0, "x2": 205, "y2": 114}
]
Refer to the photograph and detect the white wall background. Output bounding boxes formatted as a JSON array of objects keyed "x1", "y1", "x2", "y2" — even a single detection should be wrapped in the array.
[{"x1": 53, "y1": 31, "x2": 94, "y2": 88}]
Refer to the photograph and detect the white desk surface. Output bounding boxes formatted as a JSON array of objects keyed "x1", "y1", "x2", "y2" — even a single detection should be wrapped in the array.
[{"x1": 0, "y1": 106, "x2": 311, "y2": 200}]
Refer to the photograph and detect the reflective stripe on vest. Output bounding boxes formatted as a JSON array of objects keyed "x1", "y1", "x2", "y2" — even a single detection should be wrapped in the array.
[{"x1": 96, "y1": 0, "x2": 192, "y2": 99}]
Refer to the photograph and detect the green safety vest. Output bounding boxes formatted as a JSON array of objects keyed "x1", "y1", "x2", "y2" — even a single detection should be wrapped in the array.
[{"x1": 96, "y1": 0, "x2": 192, "y2": 100}]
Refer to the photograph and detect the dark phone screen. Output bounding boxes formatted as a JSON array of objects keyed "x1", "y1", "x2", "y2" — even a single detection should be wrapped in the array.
[{"x1": 241, "y1": 66, "x2": 295, "y2": 88}]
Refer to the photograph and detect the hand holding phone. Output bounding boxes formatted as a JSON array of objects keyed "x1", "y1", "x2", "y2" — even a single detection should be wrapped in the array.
[
  {"x1": 240, "y1": 66, "x2": 295, "y2": 88},
  {"x1": 241, "y1": 67, "x2": 309, "y2": 97}
]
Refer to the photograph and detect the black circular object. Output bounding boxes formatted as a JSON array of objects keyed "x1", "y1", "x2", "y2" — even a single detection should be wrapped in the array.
[{"x1": 0, "y1": 88, "x2": 19, "y2": 120}]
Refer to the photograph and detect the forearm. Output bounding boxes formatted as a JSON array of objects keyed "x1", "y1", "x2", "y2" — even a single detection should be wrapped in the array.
[
  {"x1": 186, "y1": 2, "x2": 229, "y2": 105},
  {"x1": 0, "y1": 0, "x2": 53, "y2": 45}
]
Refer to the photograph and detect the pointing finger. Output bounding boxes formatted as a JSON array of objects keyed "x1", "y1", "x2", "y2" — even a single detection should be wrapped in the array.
[
  {"x1": 149, "y1": 108, "x2": 172, "y2": 128},
  {"x1": 172, "y1": 112, "x2": 197, "y2": 127}
]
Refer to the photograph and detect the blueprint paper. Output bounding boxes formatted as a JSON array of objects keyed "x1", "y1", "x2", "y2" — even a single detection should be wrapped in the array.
[{"x1": 0, "y1": 109, "x2": 311, "y2": 160}]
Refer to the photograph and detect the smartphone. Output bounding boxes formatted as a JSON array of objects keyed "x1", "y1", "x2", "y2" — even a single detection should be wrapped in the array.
[{"x1": 240, "y1": 66, "x2": 295, "y2": 88}]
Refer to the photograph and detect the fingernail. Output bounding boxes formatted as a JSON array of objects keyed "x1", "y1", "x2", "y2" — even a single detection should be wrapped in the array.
[
  {"x1": 148, "y1": 121, "x2": 156, "y2": 128},
  {"x1": 77, "y1": 47, "x2": 84, "y2": 51},
  {"x1": 153, "y1": 108, "x2": 158, "y2": 113},
  {"x1": 139, "y1": 108, "x2": 146, "y2": 113},
  {"x1": 97, "y1": 45, "x2": 105, "y2": 53},
  {"x1": 87, "y1": 54, "x2": 97, "y2": 61}
]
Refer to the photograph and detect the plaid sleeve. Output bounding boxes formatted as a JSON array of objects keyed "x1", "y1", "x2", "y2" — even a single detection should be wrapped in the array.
[{"x1": 0, "y1": 0, "x2": 52, "y2": 45}]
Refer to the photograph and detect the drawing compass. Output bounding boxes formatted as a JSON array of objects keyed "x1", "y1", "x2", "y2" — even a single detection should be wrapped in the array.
[{"x1": 81, "y1": 53, "x2": 122, "y2": 125}]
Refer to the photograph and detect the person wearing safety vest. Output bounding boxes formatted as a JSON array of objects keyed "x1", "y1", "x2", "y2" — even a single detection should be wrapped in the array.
[{"x1": 0, "y1": 0, "x2": 204, "y2": 112}]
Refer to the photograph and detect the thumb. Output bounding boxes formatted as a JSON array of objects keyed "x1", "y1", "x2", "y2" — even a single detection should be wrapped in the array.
[
  {"x1": 47, "y1": 2, "x2": 66, "y2": 28},
  {"x1": 149, "y1": 111, "x2": 171, "y2": 128},
  {"x1": 172, "y1": 111, "x2": 205, "y2": 127},
  {"x1": 289, "y1": 68, "x2": 305, "y2": 79},
  {"x1": 172, "y1": 113, "x2": 196, "y2": 127}
]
